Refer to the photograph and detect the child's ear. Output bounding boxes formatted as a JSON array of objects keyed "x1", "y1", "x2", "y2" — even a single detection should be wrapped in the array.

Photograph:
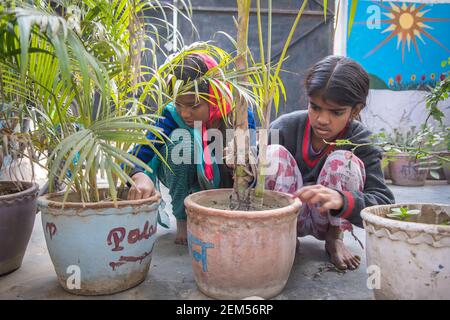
[{"x1": 351, "y1": 104, "x2": 363, "y2": 120}]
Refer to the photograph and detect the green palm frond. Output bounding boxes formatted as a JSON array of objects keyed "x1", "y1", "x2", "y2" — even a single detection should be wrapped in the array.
[
  {"x1": 139, "y1": 41, "x2": 262, "y2": 120},
  {"x1": 1, "y1": 0, "x2": 195, "y2": 202},
  {"x1": 1, "y1": 0, "x2": 267, "y2": 204},
  {"x1": 47, "y1": 114, "x2": 166, "y2": 202}
]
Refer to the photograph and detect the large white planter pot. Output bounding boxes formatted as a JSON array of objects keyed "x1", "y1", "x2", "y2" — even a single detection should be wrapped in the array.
[
  {"x1": 38, "y1": 190, "x2": 161, "y2": 295},
  {"x1": 361, "y1": 203, "x2": 450, "y2": 300}
]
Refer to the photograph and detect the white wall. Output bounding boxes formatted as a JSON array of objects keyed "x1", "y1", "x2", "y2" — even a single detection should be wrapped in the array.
[
  {"x1": 362, "y1": 90, "x2": 449, "y2": 133},
  {"x1": 334, "y1": 0, "x2": 450, "y2": 134}
]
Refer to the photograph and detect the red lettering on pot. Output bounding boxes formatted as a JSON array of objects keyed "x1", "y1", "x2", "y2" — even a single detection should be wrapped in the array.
[
  {"x1": 46, "y1": 222, "x2": 57, "y2": 240},
  {"x1": 119, "y1": 250, "x2": 152, "y2": 263},
  {"x1": 128, "y1": 229, "x2": 140, "y2": 244},
  {"x1": 108, "y1": 246, "x2": 155, "y2": 271},
  {"x1": 107, "y1": 227, "x2": 126, "y2": 251},
  {"x1": 107, "y1": 221, "x2": 157, "y2": 251},
  {"x1": 109, "y1": 261, "x2": 126, "y2": 271},
  {"x1": 127, "y1": 221, "x2": 157, "y2": 244}
]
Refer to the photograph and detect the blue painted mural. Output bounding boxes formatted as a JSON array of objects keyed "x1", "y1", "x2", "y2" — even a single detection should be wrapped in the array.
[{"x1": 347, "y1": 0, "x2": 450, "y2": 90}]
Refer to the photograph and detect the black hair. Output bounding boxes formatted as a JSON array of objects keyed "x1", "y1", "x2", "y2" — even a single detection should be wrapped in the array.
[
  {"x1": 305, "y1": 55, "x2": 370, "y2": 110},
  {"x1": 169, "y1": 54, "x2": 210, "y2": 96}
]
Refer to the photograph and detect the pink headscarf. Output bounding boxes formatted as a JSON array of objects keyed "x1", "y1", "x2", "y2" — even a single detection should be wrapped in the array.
[{"x1": 193, "y1": 53, "x2": 232, "y2": 180}]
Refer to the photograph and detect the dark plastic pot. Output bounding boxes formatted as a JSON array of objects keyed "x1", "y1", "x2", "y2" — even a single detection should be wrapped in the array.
[{"x1": 0, "y1": 181, "x2": 39, "y2": 275}]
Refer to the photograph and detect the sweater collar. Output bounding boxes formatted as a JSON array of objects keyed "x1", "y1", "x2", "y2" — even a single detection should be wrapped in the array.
[{"x1": 302, "y1": 117, "x2": 347, "y2": 168}]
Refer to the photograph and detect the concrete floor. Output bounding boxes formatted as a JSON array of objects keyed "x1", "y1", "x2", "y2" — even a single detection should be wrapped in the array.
[{"x1": 0, "y1": 180, "x2": 449, "y2": 300}]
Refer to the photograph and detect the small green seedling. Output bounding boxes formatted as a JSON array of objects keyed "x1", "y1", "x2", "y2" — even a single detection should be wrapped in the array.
[
  {"x1": 386, "y1": 207, "x2": 420, "y2": 221},
  {"x1": 441, "y1": 220, "x2": 450, "y2": 226}
]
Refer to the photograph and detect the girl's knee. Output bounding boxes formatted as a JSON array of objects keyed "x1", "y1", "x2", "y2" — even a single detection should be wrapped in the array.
[
  {"x1": 158, "y1": 142, "x2": 197, "y2": 187},
  {"x1": 167, "y1": 134, "x2": 195, "y2": 166},
  {"x1": 325, "y1": 150, "x2": 365, "y2": 175},
  {"x1": 266, "y1": 144, "x2": 298, "y2": 168},
  {"x1": 319, "y1": 150, "x2": 365, "y2": 191},
  {"x1": 264, "y1": 144, "x2": 302, "y2": 193},
  {"x1": 267, "y1": 144, "x2": 289, "y2": 158},
  {"x1": 328, "y1": 150, "x2": 357, "y2": 161}
]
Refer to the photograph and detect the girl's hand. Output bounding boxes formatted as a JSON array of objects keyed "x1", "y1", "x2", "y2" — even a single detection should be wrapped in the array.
[
  {"x1": 293, "y1": 185, "x2": 344, "y2": 214},
  {"x1": 128, "y1": 172, "x2": 156, "y2": 200}
]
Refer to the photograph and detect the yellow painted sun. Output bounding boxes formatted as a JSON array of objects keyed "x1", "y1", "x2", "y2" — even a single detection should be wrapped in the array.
[{"x1": 365, "y1": 2, "x2": 450, "y2": 62}]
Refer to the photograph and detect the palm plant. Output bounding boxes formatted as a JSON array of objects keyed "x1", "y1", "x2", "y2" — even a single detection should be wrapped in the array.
[
  {"x1": 0, "y1": 0, "x2": 195, "y2": 203},
  {"x1": 1, "y1": 0, "x2": 261, "y2": 205}
]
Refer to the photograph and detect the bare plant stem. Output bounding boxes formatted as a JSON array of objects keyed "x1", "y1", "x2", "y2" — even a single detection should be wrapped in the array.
[{"x1": 231, "y1": 0, "x2": 251, "y2": 210}]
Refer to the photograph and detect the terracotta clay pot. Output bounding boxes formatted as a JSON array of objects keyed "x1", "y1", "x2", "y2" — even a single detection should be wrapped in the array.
[
  {"x1": 389, "y1": 153, "x2": 430, "y2": 186},
  {"x1": 0, "y1": 181, "x2": 39, "y2": 275},
  {"x1": 427, "y1": 168, "x2": 445, "y2": 180},
  {"x1": 437, "y1": 151, "x2": 450, "y2": 184},
  {"x1": 444, "y1": 163, "x2": 450, "y2": 184},
  {"x1": 381, "y1": 154, "x2": 391, "y2": 180},
  {"x1": 38, "y1": 189, "x2": 161, "y2": 295},
  {"x1": 383, "y1": 165, "x2": 391, "y2": 181},
  {"x1": 184, "y1": 189, "x2": 301, "y2": 299},
  {"x1": 362, "y1": 203, "x2": 450, "y2": 300}
]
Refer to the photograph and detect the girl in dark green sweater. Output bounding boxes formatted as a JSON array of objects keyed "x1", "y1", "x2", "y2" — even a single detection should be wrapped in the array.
[{"x1": 267, "y1": 56, "x2": 395, "y2": 270}]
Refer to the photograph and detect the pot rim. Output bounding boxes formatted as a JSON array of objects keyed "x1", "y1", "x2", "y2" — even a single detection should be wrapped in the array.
[
  {"x1": 387, "y1": 153, "x2": 433, "y2": 160},
  {"x1": 184, "y1": 188, "x2": 302, "y2": 219},
  {"x1": 432, "y1": 151, "x2": 450, "y2": 155},
  {"x1": 361, "y1": 202, "x2": 450, "y2": 234},
  {"x1": 0, "y1": 180, "x2": 39, "y2": 201},
  {"x1": 38, "y1": 189, "x2": 161, "y2": 209}
]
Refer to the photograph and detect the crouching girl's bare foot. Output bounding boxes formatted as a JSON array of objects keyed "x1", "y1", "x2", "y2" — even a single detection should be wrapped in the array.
[
  {"x1": 325, "y1": 226, "x2": 361, "y2": 270},
  {"x1": 175, "y1": 220, "x2": 188, "y2": 245}
]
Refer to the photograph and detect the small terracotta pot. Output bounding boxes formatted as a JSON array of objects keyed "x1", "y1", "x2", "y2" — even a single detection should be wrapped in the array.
[
  {"x1": 0, "y1": 181, "x2": 39, "y2": 275},
  {"x1": 383, "y1": 165, "x2": 391, "y2": 181},
  {"x1": 381, "y1": 155, "x2": 391, "y2": 180},
  {"x1": 436, "y1": 151, "x2": 450, "y2": 184},
  {"x1": 444, "y1": 164, "x2": 450, "y2": 184},
  {"x1": 427, "y1": 168, "x2": 445, "y2": 180},
  {"x1": 184, "y1": 189, "x2": 301, "y2": 299},
  {"x1": 389, "y1": 153, "x2": 430, "y2": 186}
]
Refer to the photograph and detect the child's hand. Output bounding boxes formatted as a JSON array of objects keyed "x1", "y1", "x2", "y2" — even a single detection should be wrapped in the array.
[
  {"x1": 128, "y1": 172, "x2": 156, "y2": 200},
  {"x1": 293, "y1": 185, "x2": 344, "y2": 214}
]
